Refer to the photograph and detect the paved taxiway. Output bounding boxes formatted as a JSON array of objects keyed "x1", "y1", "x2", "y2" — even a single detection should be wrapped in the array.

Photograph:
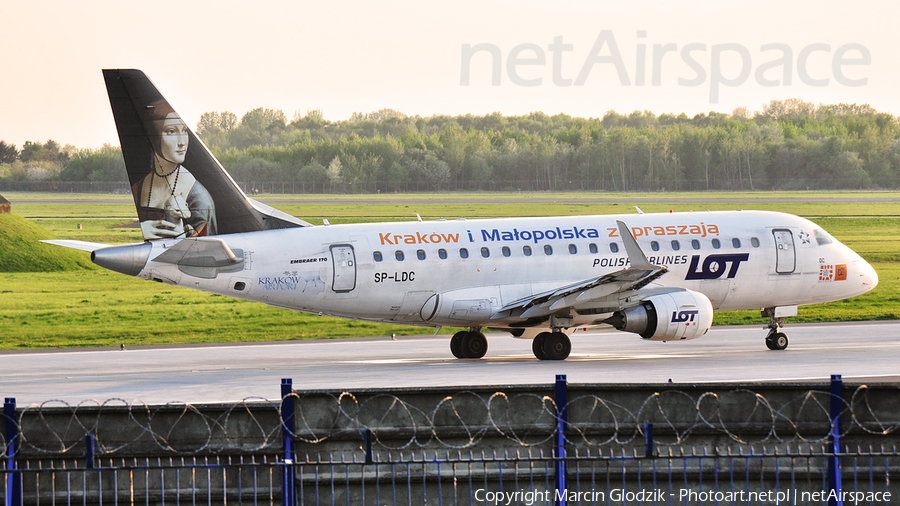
[{"x1": 1, "y1": 321, "x2": 897, "y2": 405}]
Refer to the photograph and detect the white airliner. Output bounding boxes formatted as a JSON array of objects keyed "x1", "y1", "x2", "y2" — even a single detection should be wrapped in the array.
[{"x1": 46, "y1": 69, "x2": 879, "y2": 360}]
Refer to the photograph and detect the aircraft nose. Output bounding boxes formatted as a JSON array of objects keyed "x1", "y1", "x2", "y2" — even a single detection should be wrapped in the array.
[{"x1": 858, "y1": 258, "x2": 879, "y2": 290}]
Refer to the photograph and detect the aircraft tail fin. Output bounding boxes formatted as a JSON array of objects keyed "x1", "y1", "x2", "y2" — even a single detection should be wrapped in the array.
[{"x1": 103, "y1": 69, "x2": 310, "y2": 241}]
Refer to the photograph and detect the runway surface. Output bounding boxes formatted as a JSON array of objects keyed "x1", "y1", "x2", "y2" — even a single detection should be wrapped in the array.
[{"x1": 1, "y1": 321, "x2": 897, "y2": 405}]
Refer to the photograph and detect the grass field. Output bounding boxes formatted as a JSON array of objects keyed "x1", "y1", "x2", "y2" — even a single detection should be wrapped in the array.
[{"x1": 1, "y1": 191, "x2": 897, "y2": 349}]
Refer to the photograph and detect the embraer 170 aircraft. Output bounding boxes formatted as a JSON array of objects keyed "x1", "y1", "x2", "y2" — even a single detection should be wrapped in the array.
[{"x1": 46, "y1": 69, "x2": 879, "y2": 360}]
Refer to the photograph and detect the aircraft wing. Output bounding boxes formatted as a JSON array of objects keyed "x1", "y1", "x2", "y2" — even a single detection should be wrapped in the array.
[
  {"x1": 494, "y1": 264, "x2": 667, "y2": 319},
  {"x1": 493, "y1": 220, "x2": 667, "y2": 319}
]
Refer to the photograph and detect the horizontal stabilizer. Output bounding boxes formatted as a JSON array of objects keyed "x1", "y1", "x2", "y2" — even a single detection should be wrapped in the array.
[{"x1": 40, "y1": 240, "x2": 112, "y2": 252}]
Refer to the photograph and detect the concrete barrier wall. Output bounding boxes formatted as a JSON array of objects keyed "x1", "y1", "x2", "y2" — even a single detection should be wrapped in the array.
[
  {"x1": 5, "y1": 378, "x2": 899, "y2": 504},
  {"x1": 8, "y1": 380, "x2": 899, "y2": 460},
  {"x1": 289, "y1": 380, "x2": 900, "y2": 460}
]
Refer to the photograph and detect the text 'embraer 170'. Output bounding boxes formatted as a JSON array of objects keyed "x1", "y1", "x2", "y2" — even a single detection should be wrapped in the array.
[{"x1": 45, "y1": 69, "x2": 879, "y2": 360}]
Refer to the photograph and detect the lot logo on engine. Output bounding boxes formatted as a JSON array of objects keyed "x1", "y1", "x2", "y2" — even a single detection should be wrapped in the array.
[{"x1": 671, "y1": 310, "x2": 699, "y2": 323}]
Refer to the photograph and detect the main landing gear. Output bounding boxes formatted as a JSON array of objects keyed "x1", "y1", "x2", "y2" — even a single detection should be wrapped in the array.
[
  {"x1": 762, "y1": 308, "x2": 789, "y2": 351},
  {"x1": 450, "y1": 329, "x2": 488, "y2": 359},
  {"x1": 532, "y1": 331, "x2": 571, "y2": 361}
]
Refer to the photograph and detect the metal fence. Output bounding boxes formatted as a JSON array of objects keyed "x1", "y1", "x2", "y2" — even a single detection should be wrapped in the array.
[
  {"x1": 3, "y1": 375, "x2": 899, "y2": 504},
  {"x1": 3, "y1": 178, "x2": 899, "y2": 194}
]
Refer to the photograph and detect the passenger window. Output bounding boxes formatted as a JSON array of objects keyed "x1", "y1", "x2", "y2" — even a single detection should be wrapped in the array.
[
  {"x1": 481, "y1": 247, "x2": 490, "y2": 258},
  {"x1": 650, "y1": 241, "x2": 660, "y2": 252},
  {"x1": 814, "y1": 230, "x2": 833, "y2": 245},
  {"x1": 590, "y1": 243, "x2": 599, "y2": 254},
  {"x1": 751, "y1": 237, "x2": 760, "y2": 248},
  {"x1": 502, "y1": 246, "x2": 511, "y2": 257},
  {"x1": 544, "y1": 245, "x2": 553, "y2": 255},
  {"x1": 609, "y1": 243, "x2": 618, "y2": 253},
  {"x1": 691, "y1": 239, "x2": 700, "y2": 250},
  {"x1": 373, "y1": 251, "x2": 383, "y2": 262},
  {"x1": 523, "y1": 245, "x2": 532, "y2": 256},
  {"x1": 712, "y1": 239, "x2": 721, "y2": 249},
  {"x1": 568, "y1": 244, "x2": 577, "y2": 254},
  {"x1": 438, "y1": 248, "x2": 448, "y2": 260},
  {"x1": 395, "y1": 250, "x2": 405, "y2": 261},
  {"x1": 671, "y1": 240, "x2": 680, "y2": 251},
  {"x1": 732, "y1": 238, "x2": 741, "y2": 248},
  {"x1": 459, "y1": 248, "x2": 469, "y2": 259},
  {"x1": 416, "y1": 249, "x2": 426, "y2": 260}
]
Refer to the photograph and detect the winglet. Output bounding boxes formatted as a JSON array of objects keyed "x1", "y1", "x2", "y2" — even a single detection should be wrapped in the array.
[{"x1": 616, "y1": 220, "x2": 654, "y2": 271}]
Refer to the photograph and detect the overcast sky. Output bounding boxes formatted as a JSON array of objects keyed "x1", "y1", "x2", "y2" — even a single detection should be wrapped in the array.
[{"x1": 1, "y1": 1, "x2": 897, "y2": 149}]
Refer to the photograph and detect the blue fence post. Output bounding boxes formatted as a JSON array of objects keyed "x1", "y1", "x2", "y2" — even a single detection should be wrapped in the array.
[
  {"x1": 828, "y1": 374, "x2": 843, "y2": 506},
  {"x1": 644, "y1": 423, "x2": 654, "y2": 458},
  {"x1": 281, "y1": 379, "x2": 296, "y2": 506},
  {"x1": 5, "y1": 397, "x2": 21, "y2": 506},
  {"x1": 85, "y1": 434, "x2": 95, "y2": 470},
  {"x1": 554, "y1": 375, "x2": 567, "y2": 506},
  {"x1": 364, "y1": 428, "x2": 373, "y2": 464}
]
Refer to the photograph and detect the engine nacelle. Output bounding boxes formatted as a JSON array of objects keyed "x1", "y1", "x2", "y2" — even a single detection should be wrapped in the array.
[{"x1": 604, "y1": 289, "x2": 713, "y2": 341}]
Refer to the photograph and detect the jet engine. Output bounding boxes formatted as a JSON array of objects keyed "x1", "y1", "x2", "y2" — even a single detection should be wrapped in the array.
[{"x1": 603, "y1": 289, "x2": 713, "y2": 341}]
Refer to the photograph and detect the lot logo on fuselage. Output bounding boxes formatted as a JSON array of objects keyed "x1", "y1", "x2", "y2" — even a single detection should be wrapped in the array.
[{"x1": 684, "y1": 253, "x2": 750, "y2": 280}]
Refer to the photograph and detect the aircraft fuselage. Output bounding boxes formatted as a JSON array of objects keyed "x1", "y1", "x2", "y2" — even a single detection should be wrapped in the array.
[{"x1": 122, "y1": 210, "x2": 875, "y2": 331}]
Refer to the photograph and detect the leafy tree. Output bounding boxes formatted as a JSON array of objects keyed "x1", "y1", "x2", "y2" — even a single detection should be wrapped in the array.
[
  {"x1": 326, "y1": 156, "x2": 343, "y2": 184},
  {"x1": 59, "y1": 145, "x2": 125, "y2": 181},
  {"x1": 0, "y1": 141, "x2": 18, "y2": 164}
]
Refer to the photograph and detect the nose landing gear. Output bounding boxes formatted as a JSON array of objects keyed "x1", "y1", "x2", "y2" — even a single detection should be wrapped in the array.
[{"x1": 762, "y1": 307, "x2": 791, "y2": 350}]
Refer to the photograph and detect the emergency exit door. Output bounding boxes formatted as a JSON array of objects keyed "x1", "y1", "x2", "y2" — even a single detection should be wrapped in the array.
[
  {"x1": 772, "y1": 229, "x2": 795, "y2": 274},
  {"x1": 330, "y1": 244, "x2": 357, "y2": 292}
]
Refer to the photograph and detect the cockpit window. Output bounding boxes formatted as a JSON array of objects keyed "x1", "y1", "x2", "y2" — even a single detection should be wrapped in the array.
[{"x1": 814, "y1": 229, "x2": 833, "y2": 246}]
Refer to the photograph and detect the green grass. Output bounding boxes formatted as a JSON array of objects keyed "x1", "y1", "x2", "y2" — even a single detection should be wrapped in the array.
[
  {"x1": 0, "y1": 214, "x2": 96, "y2": 272},
  {"x1": 0, "y1": 191, "x2": 897, "y2": 349},
  {"x1": 0, "y1": 270, "x2": 436, "y2": 348}
]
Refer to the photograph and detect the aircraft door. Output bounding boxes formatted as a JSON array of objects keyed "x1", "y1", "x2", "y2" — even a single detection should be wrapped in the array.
[
  {"x1": 773, "y1": 229, "x2": 795, "y2": 274},
  {"x1": 330, "y1": 244, "x2": 357, "y2": 292}
]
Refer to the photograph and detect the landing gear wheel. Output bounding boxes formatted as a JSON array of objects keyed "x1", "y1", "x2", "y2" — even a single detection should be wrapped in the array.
[
  {"x1": 450, "y1": 331, "x2": 466, "y2": 358},
  {"x1": 459, "y1": 331, "x2": 488, "y2": 359},
  {"x1": 765, "y1": 332, "x2": 789, "y2": 351},
  {"x1": 533, "y1": 332, "x2": 551, "y2": 360},
  {"x1": 542, "y1": 332, "x2": 572, "y2": 361}
]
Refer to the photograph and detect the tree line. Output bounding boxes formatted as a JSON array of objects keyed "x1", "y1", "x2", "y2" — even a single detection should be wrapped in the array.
[{"x1": 2, "y1": 99, "x2": 898, "y2": 191}]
